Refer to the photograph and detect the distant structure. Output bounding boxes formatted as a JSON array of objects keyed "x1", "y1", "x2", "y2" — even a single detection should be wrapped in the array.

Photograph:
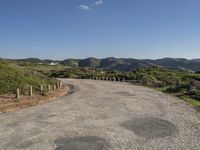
[{"x1": 48, "y1": 62, "x2": 57, "y2": 66}]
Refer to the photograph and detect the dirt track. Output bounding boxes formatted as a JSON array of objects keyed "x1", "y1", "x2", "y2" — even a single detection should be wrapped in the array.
[{"x1": 0, "y1": 79, "x2": 200, "y2": 150}]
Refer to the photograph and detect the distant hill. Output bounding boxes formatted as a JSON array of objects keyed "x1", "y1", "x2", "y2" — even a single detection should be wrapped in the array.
[
  {"x1": 98, "y1": 58, "x2": 157, "y2": 71},
  {"x1": 77, "y1": 57, "x2": 200, "y2": 72},
  {"x1": 79, "y1": 57, "x2": 101, "y2": 68},
  {"x1": 1, "y1": 57, "x2": 200, "y2": 72},
  {"x1": 61, "y1": 59, "x2": 80, "y2": 67},
  {"x1": 145, "y1": 58, "x2": 200, "y2": 71},
  {"x1": 17, "y1": 58, "x2": 45, "y2": 63}
]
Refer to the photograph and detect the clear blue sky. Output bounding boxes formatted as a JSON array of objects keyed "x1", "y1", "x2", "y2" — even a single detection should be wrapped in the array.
[{"x1": 0, "y1": 0, "x2": 200, "y2": 59}]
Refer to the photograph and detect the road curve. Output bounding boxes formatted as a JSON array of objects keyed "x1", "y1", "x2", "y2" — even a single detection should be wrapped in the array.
[{"x1": 0, "y1": 79, "x2": 200, "y2": 150}]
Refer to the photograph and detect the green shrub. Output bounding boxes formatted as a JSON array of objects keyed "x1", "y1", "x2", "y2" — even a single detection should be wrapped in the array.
[{"x1": 0, "y1": 61, "x2": 56, "y2": 95}]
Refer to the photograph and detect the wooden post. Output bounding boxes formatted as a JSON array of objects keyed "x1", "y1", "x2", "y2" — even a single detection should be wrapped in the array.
[
  {"x1": 118, "y1": 78, "x2": 120, "y2": 82},
  {"x1": 106, "y1": 77, "x2": 108, "y2": 81},
  {"x1": 48, "y1": 85, "x2": 51, "y2": 91},
  {"x1": 40, "y1": 85, "x2": 43, "y2": 92},
  {"x1": 29, "y1": 86, "x2": 33, "y2": 96},
  {"x1": 59, "y1": 81, "x2": 62, "y2": 88},
  {"x1": 123, "y1": 78, "x2": 125, "y2": 82},
  {"x1": 16, "y1": 88, "x2": 20, "y2": 100},
  {"x1": 56, "y1": 81, "x2": 59, "y2": 89},
  {"x1": 113, "y1": 77, "x2": 116, "y2": 82},
  {"x1": 53, "y1": 84, "x2": 56, "y2": 90}
]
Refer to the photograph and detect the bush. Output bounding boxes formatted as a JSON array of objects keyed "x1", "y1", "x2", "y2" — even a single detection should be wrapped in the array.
[{"x1": 0, "y1": 61, "x2": 56, "y2": 95}]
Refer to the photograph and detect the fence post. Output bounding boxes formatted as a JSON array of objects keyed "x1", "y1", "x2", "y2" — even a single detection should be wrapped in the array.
[
  {"x1": 53, "y1": 84, "x2": 56, "y2": 90},
  {"x1": 56, "y1": 81, "x2": 60, "y2": 89},
  {"x1": 59, "y1": 81, "x2": 62, "y2": 88},
  {"x1": 123, "y1": 78, "x2": 125, "y2": 82},
  {"x1": 29, "y1": 86, "x2": 33, "y2": 96},
  {"x1": 118, "y1": 78, "x2": 120, "y2": 82},
  {"x1": 48, "y1": 85, "x2": 51, "y2": 91},
  {"x1": 16, "y1": 88, "x2": 20, "y2": 100},
  {"x1": 40, "y1": 85, "x2": 43, "y2": 92}
]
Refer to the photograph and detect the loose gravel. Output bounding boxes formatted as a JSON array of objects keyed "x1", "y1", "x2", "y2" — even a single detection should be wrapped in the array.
[{"x1": 0, "y1": 79, "x2": 199, "y2": 150}]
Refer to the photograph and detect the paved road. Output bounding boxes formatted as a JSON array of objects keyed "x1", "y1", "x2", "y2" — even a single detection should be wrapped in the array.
[{"x1": 0, "y1": 79, "x2": 200, "y2": 150}]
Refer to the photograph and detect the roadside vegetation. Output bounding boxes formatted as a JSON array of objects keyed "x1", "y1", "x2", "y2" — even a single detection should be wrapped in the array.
[
  {"x1": 48, "y1": 67, "x2": 200, "y2": 109},
  {"x1": 133, "y1": 68, "x2": 200, "y2": 108},
  {"x1": 0, "y1": 61, "x2": 56, "y2": 95},
  {"x1": 1, "y1": 59, "x2": 200, "y2": 109}
]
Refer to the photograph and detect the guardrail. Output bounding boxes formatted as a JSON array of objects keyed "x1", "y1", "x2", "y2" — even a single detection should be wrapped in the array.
[
  {"x1": 15, "y1": 80, "x2": 63, "y2": 100},
  {"x1": 88, "y1": 76, "x2": 126, "y2": 82},
  {"x1": 88, "y1": 77, "x2": 141, "y2": 85}
]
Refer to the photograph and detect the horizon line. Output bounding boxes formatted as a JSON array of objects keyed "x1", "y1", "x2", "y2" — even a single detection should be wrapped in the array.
[{"x1": 1, "y1": 57, "x2": 200, "y2": 61}]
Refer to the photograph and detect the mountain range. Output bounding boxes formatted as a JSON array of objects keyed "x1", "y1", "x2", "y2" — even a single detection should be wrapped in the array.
[
  {"x1": 2, "y1": 57, "x2": 200, "y2": 72},
  {"x1": 78, "y1": 57, "x2": 200, "y2": 72}
]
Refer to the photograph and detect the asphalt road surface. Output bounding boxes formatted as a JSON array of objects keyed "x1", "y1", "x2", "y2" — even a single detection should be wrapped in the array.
[{"x1": 0, "y1": 79, "x2": 200, "y2": 150}]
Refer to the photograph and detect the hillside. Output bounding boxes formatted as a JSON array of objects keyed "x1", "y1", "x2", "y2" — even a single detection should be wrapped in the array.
[
  {"x1": 145, "y1": 58, "x2": 200, "y2": 71},
  {"x1": 2, "y1": 57, "x2": 200, "y2": 72},
  {"x1": 0, "y1": 61, "x2": 56, "y2": 95},
  {"x1": 79, "y1": 57, "x2": 101, "y2": 68},
  {"x1": 61, "y1": 59, "x2": 80, "y2": 67},
  {"x1": 78, "y1": 57, "x2": 200, "y2": 72}
]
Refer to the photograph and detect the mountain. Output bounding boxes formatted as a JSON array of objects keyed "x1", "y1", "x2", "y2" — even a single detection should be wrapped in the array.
[
  {"x1": 1, "y1": 57, "x2": 200, "y2": 72},
  {"x1": 17, "y1": 58, "x2": 45, "y2": 63},
  {"x1": 145, "y1": 58, "x2": 200, "y2": 71},
  {"x1": 77, "y1": 57, "x2": 200, "y2": 72},
  {"x1": 98, "y1": 57, "x2": 157, "y2": 71},
  {"x1": 61, "y1": 59, "x2": 80, "y2": 67},
  {"x1": 79, "y1": 57, "x2": 101, "y2": 68}
]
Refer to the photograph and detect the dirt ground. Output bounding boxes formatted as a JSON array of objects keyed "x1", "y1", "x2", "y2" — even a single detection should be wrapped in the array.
[
  {"x1": 0, "y1": 85, "x2": 69, "y2": 113},
  {"x1": 0, "y1": 79, "x2": 200, "y2": 150}
]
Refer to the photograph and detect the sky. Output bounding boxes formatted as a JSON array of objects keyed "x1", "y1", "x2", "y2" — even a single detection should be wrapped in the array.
[{"x1": 0, "y1": 0, "x2": 200, "y2": 60}]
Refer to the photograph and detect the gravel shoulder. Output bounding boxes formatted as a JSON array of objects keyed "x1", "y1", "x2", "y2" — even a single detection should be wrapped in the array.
[{"x1": 0, "y1": 79, "x2": 200, "y2": 150}]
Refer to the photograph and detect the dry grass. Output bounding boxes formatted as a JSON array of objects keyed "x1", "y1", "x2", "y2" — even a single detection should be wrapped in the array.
[{"x1": 0, "y1": 85, "x2": 70, "y2": 113}]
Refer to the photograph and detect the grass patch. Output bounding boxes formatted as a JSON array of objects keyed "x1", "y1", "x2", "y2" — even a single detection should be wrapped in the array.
[
  {"x1": 0, "y1": 61, "x2": 56, "y2": 95},
  {"x1": 180, "y1": 96, "x2": 200, "y2": 110}
]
